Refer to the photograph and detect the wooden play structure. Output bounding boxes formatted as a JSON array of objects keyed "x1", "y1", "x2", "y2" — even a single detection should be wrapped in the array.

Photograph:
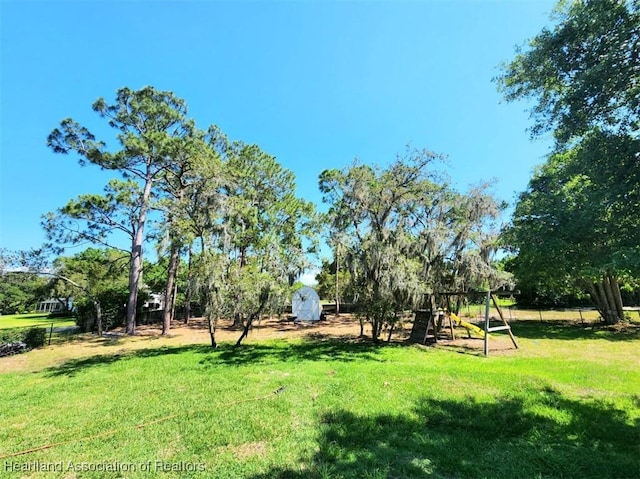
[{"x1": 409, "y1": 290, "x2": 519, "y2": 356}]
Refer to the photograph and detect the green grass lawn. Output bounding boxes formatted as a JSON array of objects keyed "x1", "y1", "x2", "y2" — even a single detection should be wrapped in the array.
[
  {"x1": 0, "y1": 321, "x2": 638, "y2": 478},
  {"x1": 0, "y1": 313, "x2": 76, "y2": 330}
]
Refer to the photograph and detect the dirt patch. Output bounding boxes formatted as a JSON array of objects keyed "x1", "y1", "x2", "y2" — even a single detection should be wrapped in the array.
[
  {"x1": 0, "y1": 314, "x2": 516, "y2": 374},
  {"x1": 227, "y1": 441, "x2": 268, "y2": 459},
  {"x1": 126, "y1": 315, "x2": 513, "y2": 356},
  {"x1": 426, "y1": 335, "x2": 519, "y2": 356},
  {"x1": 130, "y1": 314, "x2": 370, "y2": 345},
  {"x1": 602, "y1": 321, "x2": 640, "y2": 334}
]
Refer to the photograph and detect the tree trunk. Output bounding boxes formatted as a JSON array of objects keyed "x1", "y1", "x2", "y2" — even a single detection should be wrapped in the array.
[
  {"x1": 126, "y1": 237, "x2": 143, "y2": 335},
  {"x1": 584, "y1": 281, "x2": 603, "y2": 318},
  {"x1": 162, "y1": 241, "x2": 180, "y2": 335},
  {"x1": 95, "y1": 300, "x2": 103, "y2": 336},
  {"x1": 371, "y1": 316, "x2": 379, "y2": 341},
  {"x1": 372, "y1": 312, "x2": 385, "y2": 342},
  {"x1": 207, "y1": 314, "x2": 218, "y2": 349},
  {"x1": 240, "y1": 246, "x2": 247, "y2": 268},
  {"x1": 386, "y1": 314, "x2": 396, "y2": 342},
  {"x1": 602, "y1": 273, "x2": 623, "y2": 325},
  {"x1": 594, "y1": 281, "x2": 612, "y2": 323},
  {"x1": 602, "y1": 273, "x2": 617, "y2": 322},
  {"x1": 235, "y1": 289, "x2": 270, "y2": 347},
  {"x1": 335, "y1": 245, "x2": 340, "y2": 315},
  {"x1": 54, "y1": 297, "x2": 67, "y2": 312},
  {"x1": 236, "y1": 316, "x2": 254, "y2": 347},
  {"x1": 608, "y1": 271, "x2": 625, "y2": 320},
  {"x1": 172, "y1": 280, "x2": 178, "y2": 321},
  {"x1": 587, "y1": 276, "x2": 622, "y2": 325},
  {"x1": 125, "y1": 171, "x2": 153, "y2": 335},
  {"x1": 232, "y1": 258, "x2": 244, "y2": 328},
  {"x1": 185, "y1": 243, "x2": 193, "y2": 325}
]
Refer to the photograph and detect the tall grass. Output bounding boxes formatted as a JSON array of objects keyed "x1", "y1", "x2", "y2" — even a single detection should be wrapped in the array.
[{"x1": 0, "y1": 322, "x2": 638, "y2": 478}]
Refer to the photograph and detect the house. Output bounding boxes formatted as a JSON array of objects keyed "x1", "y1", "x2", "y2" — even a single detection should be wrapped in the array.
[
  {"x1": 143, "y1": 293, "x2": 165, "y2": 311},
  {"x1": 36, "y1": 298, "x2": 72, "y2": 313}
]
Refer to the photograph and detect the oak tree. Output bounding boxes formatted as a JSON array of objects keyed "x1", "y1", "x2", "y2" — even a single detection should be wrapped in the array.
[
  {"x1": 320, "y1": 149, "x2": 507, "y2": 341},
  {"x1": 498, "y1": 0, "x2": 640, "y2": 322}
]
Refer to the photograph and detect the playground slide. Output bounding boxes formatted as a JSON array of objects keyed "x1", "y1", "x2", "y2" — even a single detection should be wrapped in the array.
[{"x1": 449, "y1": 313, "x2": 485, "y2": 337}]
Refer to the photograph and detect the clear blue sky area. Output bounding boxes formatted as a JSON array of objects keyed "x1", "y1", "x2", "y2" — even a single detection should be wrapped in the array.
[{"x1": 1, "y1": 0, "x2": 556, "y2": 262}]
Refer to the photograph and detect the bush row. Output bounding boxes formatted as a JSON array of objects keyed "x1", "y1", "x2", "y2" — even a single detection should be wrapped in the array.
[{"x1": 0, "y1": 326, "x2": 47, "y2": 349}]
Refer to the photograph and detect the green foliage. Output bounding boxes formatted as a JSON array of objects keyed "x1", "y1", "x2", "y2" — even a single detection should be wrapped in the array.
[
  {"x1": 55, "y1": 248, "x2": 130, "y2": 331},
  {"x1": 44, "y1": 86, "x2": 322, "y2": 336},
  {"x1": 0, "y1": 261, "x2": 48, "y2": 314},
  {"x1": 55, "y1": 248, "x2": 128, "y2": 290},
  {"x1": 315, "y1": 258, "x2": 355, "y2": 302},
  {"x1": 229, "y1": 260, "x2": 286, "y2": 321},
  {"x1": 498, "y1": 1, "x2": 640, "y2": 315},
  {"x1": 22, "y1": 327, "x2": 46, "y2": 348},
  {"x1": 142, "y1": 259, "x2": 170, "y2": 294},
  {"x1": 320, "y1": 148, "x2": 509, "y2": 340},
  {"x1": 187, "y1": 136, "x2": 319, "y2": 345},
  {"x1": 0, "y1": 278, "x2": 31, "y2": 315},
  {"x1": 75, "y1": 286, "x2": 129, "y2": 332},
  {"x1": 46, "y1": 86, "x2": 197, "y2": 334},
  {"x1": 48, "y1": 86, "x2": 192, "y2": 170},
  {"x1": 497, "y1": 0, "x2": 640, "y2": 144},
  {"x1": 0, "y1": 327, "x2": 24, "y2": 344},
  {"x1": 222, "y1": 140, "x2": 319, "y2": 274},
  {"x1": 502, "y1": 256, "x2": 586, "y2": 308},
  {"x1": 0, "y1": 326, "x2": 46, "y2": 348},
  {"x1": 504, "y1": 132, "x2": 640, "y2": 302}
]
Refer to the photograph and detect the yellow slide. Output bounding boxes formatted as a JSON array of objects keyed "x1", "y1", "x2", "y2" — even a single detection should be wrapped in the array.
[{"x1": 450, "y1": 312, "x2": 485, "y2": 337}]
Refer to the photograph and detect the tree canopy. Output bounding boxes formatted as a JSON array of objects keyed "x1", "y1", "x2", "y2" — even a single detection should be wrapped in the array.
[
  {"x1": 46, "y1": 86, "x2": 196, "y2": 334},
  {"x1": 44, "y1": 87, "x2": 318, "y2": 340},
  {"x1": 320, "y1": 149, "x2": 509, "y2": 340},
  {"x1": 498, "y1": 0, "x2": 640, "y2": 321},
  {"x1": 188, "y1": 137, "x2": 319, "y2": 347},
  {"x1": 54, "y1": 248, "x2": 130, "y2": 333},
  {"x1": 0, "y1": 256, "x2": 48, "y2": 315},
  {"x1": 497, "y1": 0, "x2": 639, "y2": 144}
]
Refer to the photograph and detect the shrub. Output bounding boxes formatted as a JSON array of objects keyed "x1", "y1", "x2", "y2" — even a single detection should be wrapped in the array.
[
  {"x1": 23, "y1": 327, "x2": 47, "y2": 348},
  {"x1": 0, "y1": 328, "x2": 24, "y2": 345},
  {"x1": 0, "y1": 326, "x2": 47, "y2": 352},
  {"x1": 75, "y1": 287, "x2": 129, "y2": 332}
]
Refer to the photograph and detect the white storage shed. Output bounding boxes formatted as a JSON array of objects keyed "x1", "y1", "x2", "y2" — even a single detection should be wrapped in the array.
[{"x1": 292, "y1": 286, "x2": 322, "y2": 321}]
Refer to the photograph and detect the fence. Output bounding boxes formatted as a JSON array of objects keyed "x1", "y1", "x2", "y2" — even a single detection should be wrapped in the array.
[{"x1": 459, "y1": 304, "x2": 605, "y2": 324}]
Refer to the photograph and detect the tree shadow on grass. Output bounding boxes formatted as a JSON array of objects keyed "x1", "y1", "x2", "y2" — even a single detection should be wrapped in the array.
[
  {"x1": 248, "y1": 388, "x2": 639, "y2": 479},
  {"x1": 44, "y1": 338, "x2": 389, "y2": 377},
  {"x1": 511, "y1": 319, "x2": 640, "y2": 342},
  {"x1": 201, "y1": 337, "x2": 388, "y2": 367},
  {"x1": 44, "y1": 344, "x2": 213, "y2": 377}
]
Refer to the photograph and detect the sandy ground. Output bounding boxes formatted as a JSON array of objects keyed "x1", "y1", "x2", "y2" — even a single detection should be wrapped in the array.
[
  {"x1": 0, "y1": 315, "x2": 370, "y2": 373},
  {"x1": 138, "y1": 314, "x2": 375, "y2": 343},
  {"x1": 0, "y1": 314, "x2": 520, "y2": 374},
  {"x1": 132, "y1": 315, "x2": 516, "y2": 352}
]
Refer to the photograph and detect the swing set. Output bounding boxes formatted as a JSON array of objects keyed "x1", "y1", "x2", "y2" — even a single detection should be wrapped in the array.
[{"x1": 410, "y1": 290, "x2": 519, "y2": 356}]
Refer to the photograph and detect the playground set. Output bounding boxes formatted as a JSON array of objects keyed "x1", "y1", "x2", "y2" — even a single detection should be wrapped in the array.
[{"x1": 409, "y1": 290, "x2": 519, "y2": 356}]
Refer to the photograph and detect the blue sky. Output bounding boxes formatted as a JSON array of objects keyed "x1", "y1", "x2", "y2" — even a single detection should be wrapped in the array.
[{"x1": 1, "y1": 0, "x2": 556, "y2": 265}]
